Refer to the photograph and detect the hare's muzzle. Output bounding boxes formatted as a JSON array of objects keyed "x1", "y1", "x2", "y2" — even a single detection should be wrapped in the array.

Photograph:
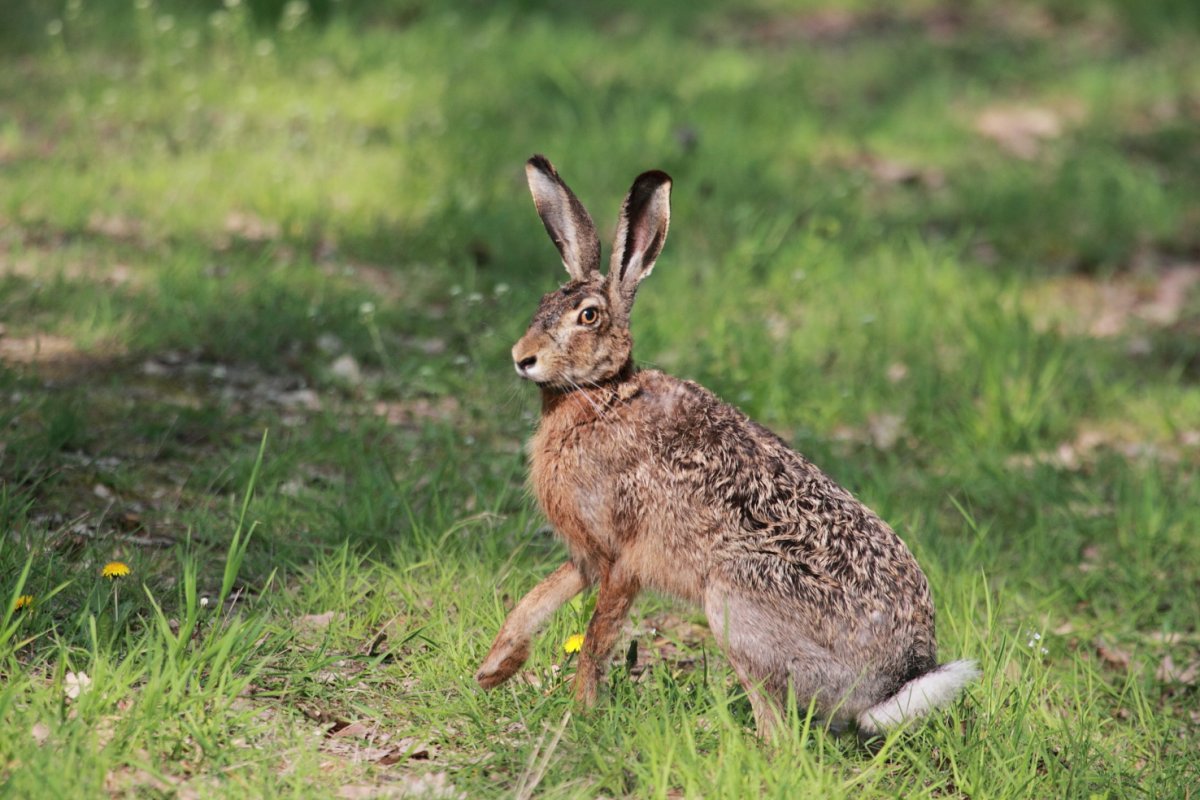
[{"x1": 512, "y1": 340, "x2": 542, "y2": 381}]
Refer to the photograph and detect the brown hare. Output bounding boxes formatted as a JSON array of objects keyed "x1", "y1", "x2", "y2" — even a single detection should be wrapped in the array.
[{"x1": 475, "y1": 155, "x2": 978, "y2": 736}]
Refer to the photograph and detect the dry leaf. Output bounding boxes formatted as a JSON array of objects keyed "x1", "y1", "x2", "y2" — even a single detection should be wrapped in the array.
[
  {"x1": 224, "y1": 211, "x2": 280, "y2": 242},
  {"x1": 376, "y1": 737, "x2": 432, "y2": 765},
  {"x1": 975, "y1": 106, "x2": 1062, "y2": 159},
  {"x1": 1156, "y1": 655, "x2": 1199, "y2": 685},
  {"x1": 30, "y1": 722, "x2": 50, "y2": 746},
  {"x1": 323, "y1": 725, "x2": 392, "y2": 764},
  {"x1": 297, "y1": 611, "x2": 343, "y2": 631},
  {"x1": 336, "y1": 774, "x2": 464, "y2": 800},
  {"x1": 1095, "y1": 638, "x2": 1131, "y2": 670},
  {"x1": 518, "y1": 670, "x2": 544, "y2": 689},
  {"x1": 327, "y1": 720, "x2": 375, "y2": 740}
]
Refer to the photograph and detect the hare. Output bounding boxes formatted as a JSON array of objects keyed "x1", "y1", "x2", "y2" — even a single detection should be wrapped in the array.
[{"x1": 475, "y1": 155, "x2": 978, "y2": 736}]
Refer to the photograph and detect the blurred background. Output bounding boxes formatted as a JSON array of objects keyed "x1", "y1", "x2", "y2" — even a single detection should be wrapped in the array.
[
  {"x1": 4, "y1": 0, "x2": 1199, "y2": 536},
  {"x1": 1, "y1": 1, "x2": 1199, "y2": 795}
]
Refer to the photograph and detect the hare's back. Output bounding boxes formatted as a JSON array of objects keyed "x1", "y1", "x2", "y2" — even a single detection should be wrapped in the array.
[
  {"x1": 645, "y1": 373, "x2": 931, "y2": 593},
  {"x1": 640, "y1": 372, "x2": 936, "y2": 666}
]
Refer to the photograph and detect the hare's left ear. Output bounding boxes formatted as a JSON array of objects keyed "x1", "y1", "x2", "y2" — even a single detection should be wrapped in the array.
[
  {"x1": 525, "y1": 155, "x2": 602, "y2": 280},
  {"x1": 609, "y1": 170, "x2": 671, "y2": 305}
]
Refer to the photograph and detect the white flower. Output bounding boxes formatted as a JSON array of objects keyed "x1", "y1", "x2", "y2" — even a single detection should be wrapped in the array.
[{"x1": 64, "y1": 671, "x2": 92, "y2": 700}]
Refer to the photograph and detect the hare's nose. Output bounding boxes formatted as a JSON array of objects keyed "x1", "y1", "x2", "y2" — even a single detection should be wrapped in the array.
[{"x1": 516, "y1": 355, "x2": 537, "y2": 371}]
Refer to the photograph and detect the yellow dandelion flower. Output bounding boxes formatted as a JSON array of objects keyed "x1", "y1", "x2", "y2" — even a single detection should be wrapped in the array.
[
  {"x1": 101, "y1": 561, "x2": 131, "y2": 579},
  {"x1": 563, "y1": 633, "x2": 585, "y2": 654},
  {"x1": 15, "y1": 595, "x2": 34, "y2": 610}
]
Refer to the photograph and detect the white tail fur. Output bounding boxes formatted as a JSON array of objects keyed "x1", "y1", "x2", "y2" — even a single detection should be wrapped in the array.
[{"x1": 857, "y1": 660, "x2": 980, "y2": 735}]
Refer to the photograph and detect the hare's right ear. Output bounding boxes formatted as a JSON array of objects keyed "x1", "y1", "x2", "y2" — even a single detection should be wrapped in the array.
[
  {"x1": 609, "y1": 169, "x2": 671, "y2": 306},
  {"x1": 525, "y1": 155, "x2": 601, "y2": 281}
]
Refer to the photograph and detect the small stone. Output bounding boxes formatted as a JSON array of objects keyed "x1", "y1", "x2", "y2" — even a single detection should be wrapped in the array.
[
  {"x1": 316, "y1": 333, "x2": 343, "y2": 354},
  {"x1": 330, "y1": 354, "x2": 362, "y2": 385}
]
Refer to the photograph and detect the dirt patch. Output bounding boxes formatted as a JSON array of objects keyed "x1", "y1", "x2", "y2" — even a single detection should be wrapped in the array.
[
  {"x1": 1024, "y1": 264, "x2": 1200, "y2": 338},
  {"x1": 624, "y1": 611, "x2": 712, "y2": 678},
  {"x1": 818, "y1": 149, "x2": 946, "y2": 190},
  {"x1": 372, "y1": 397, "x2": 460, "y2": 428},
  {"x1": 974, "y1": 105, "x2": 1066, "y2": 159},
  {"x1": 321, "y1": 719, "x2": 436, "y2": 768},
  {"x1": 740, "y1": 4, "x2": 1062, "y2": 47},
  {"x1": 1005, "y1": 424, "x2": 1200, "y2": 472},
  {"x1": 0, "y1": 332, "x2": 81, "y2": 364}
]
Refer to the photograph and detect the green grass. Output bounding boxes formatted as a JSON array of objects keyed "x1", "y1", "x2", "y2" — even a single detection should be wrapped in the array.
[{"x1": 2, "y1": 0, "x2": 1199, "y2": 796}]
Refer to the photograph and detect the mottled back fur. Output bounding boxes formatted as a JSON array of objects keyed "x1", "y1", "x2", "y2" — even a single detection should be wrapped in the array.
[{"x1": 476, "y1": 156, "x2": 978, "y2": 736}]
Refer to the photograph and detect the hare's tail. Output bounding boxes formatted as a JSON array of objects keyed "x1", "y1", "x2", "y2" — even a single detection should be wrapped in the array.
[{"x1": 857, "y1": 659, "x2": 980, "y2": 735}]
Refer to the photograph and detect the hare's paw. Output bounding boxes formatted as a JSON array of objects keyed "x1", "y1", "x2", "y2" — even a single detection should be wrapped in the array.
[
  {"x1": 474, "y1": 637, "x2": 531, "y2": 690},
  {"x1": 570, "y1": 662, "x2": 601, "y2": 708}
]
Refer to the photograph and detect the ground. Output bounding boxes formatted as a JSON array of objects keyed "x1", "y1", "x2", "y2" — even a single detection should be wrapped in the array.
[{"x1": 1, "y1": 0, "x2": 1199, "y2": 797}]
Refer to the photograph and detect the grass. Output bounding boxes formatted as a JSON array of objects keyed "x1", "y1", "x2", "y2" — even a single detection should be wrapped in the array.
[{"x1": 1, "y1": 0, "x2": 1199, "y2": 796}]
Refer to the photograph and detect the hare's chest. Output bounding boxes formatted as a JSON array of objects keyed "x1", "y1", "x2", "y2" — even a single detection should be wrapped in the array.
[{"x1": 527, "y1": 420, "x2": 627, "y2": 566}]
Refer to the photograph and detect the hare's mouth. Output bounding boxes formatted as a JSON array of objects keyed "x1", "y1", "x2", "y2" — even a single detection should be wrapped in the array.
[{"x1": 514, "y1": 354, "x2": 547, "y2": 383}]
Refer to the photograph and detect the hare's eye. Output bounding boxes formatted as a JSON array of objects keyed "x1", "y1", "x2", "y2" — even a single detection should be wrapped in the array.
[{"x1": 578, "y1": 307, "x2": 599, "y2": 325}]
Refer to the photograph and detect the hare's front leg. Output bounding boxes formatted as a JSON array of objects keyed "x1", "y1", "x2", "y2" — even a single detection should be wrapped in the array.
[
  {"x1": 573, "y1": 563, "x2": 640, "y2": 707},
  {"x1": 476, "y1": 561, "x2": 588, "y2": 690}
]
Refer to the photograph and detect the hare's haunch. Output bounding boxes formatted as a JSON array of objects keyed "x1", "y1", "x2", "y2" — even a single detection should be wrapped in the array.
[{"x1": 475, "y1": 156, "x2": 978, "y2": 736}]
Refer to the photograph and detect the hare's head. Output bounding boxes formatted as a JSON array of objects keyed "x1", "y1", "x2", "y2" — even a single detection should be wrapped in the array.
[{"x1": 512, "y1": 155, "x2": 671, "y2": 389}]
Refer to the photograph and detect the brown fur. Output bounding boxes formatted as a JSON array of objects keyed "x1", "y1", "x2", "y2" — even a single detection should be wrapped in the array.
[{"x1": 475, "y1": 156, "x2": 971, "y2": 735}]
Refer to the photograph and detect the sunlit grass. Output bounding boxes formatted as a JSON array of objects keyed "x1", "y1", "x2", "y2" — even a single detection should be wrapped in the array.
[{"x1": 0, "y1": 0, "x2": 1198, "y2": 797}]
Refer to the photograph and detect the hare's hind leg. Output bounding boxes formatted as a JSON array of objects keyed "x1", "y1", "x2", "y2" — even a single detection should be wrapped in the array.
[
  {"x1": 704, "y1": 585, "x2": 858, "y2": 737},
  {"x1": 726, "y1": 655, "x2": 786, "y2": 738},
  {"x1": 703, "y1": 588, "x2": 788, "y2": 737},
  {"x1": 476, "y1": 561, "x2": 588, "y2": 690}
]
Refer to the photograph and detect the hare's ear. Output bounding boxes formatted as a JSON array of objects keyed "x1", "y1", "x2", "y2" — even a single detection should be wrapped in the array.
[
  {"x1": 609, "y1": 170, "x2": 671, "y2": 305},
  {"x1": 525, "y1": 155, "x2": 601, "y2": 281}
]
